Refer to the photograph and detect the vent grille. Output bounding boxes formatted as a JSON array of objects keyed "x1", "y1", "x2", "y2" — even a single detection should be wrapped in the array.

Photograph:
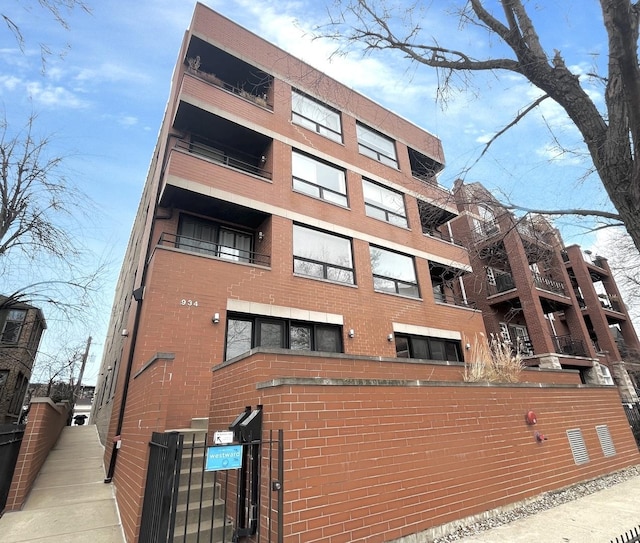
[
  {"x1": 566, "y1": 428, "x2": 589, "y2": 465},
  {"x1": 595, "y1": 424, "x2": 616, "y2": 457}
]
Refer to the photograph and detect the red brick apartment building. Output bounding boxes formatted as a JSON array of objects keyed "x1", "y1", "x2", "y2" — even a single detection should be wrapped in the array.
[
  {"x1": 91, "y1": 4, "x2": 640, "y2": 542},
  {"x1": 0, "y1": 297, "x2": 46, "y2": 424}
]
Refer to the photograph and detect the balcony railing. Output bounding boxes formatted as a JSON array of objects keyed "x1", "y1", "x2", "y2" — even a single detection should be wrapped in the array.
[
  {"x1": 471, "y1": 220, "x2": 500, "y2": 243},
  {"x1": 487, "y1": 272, "x2": 516, "y2": 296},
  {"x1": 599, "y1": 293, "x2": 623, "y2": 312},
  {"x1": 159, "y1": 232, "x2": 270, "y2": 267},
  {"x1": 186, "y1": 66, "x2": 272, "y2": 109},
  {"x1": 174, "y1": 138, "x2": 272, "y2": 180},
  {"x1": 532, "y1": 272, "x2": 566, "y2": 296},
  {"x1": 433, "y1": 289, "x2": 476, "y2": 309},
  {"x1": 553, "y1": 335, "x2": 587, "y2": 357}
]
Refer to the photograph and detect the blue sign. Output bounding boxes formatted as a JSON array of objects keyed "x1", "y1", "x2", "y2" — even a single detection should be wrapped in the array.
[{"x1": 205, "y1": 445, "x2": 242, "y2": 471}]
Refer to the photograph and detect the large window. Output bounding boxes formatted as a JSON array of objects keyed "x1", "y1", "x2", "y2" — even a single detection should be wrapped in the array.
[
  {"x1": 362, "y1": 179, "x2": 407, "y2": 227},
  {"x1": 395, "y1": 334, "x2": 461, "y2": 362},
  {"x1": 292, "y1": 151, "x2": 347, "y2": 206},
  {"x1": 292, "y1": 90, "x2": 342, "y2": 142},
  {"x1": 1, "y1": 309, "x2": 26, "y2": 344},
  {"x1": 369, "y1": 246, "x2": 419, "y2": 298},
  {"x1": 177, "y1": 215, "x2": 253, "y2": 263},
  {"x1": 225, "y1": 315, "x2": 342, "y2": 360},
  {"x1": 356, "y1": 123, "x2": 398, "y2": 167},
  {"x1": 293, "y1": 225, "x2": 354, "y2": 285}
]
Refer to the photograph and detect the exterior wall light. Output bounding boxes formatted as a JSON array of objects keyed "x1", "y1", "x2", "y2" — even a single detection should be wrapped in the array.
[
  {"x1": 212, "y1": 313, "x2": 220, "y2": 324},
  {"x1": 348, "y1": 329, "x2": 355, "y2": 338},
  {"x1": 387, "y1": 333, "x2": 394, "y2": 342}
]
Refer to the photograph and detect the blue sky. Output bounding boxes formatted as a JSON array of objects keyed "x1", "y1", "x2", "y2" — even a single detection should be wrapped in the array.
[{"x1": 1, "y1": 1, "x2": 621, "y2": 384}]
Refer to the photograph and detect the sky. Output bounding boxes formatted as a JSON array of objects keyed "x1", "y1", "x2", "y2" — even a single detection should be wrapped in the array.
[{"x1": 0, "y1": 0, "x2": 629, "y2": 385}]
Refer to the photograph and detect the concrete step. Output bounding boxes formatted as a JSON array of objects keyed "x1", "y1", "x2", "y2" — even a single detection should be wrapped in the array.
[
  {"x1": 174, "y1": 497, "x2": 227, "y2": 529},
  {"x1": 172, "y1": 516, "x2": 234, "y2": 543}
]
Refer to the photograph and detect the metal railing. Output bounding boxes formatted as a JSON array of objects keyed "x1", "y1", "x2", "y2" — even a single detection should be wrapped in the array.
[
  {"x1": 471, "y1": 220, "x2": 500, "y2": 243},
  {"x1": 433, "y1": 289, "x2": 476, "y2": 309},
  {"x1": 186, "y1": 66, "x2": 272, "y2": 110},
  {"x1": 174, "y1": 138, "x2": 272, "y2": 180},
  {"x1": 611, "y1": 525, "x2": 640, "y2": 543},
  {"x1": 1, "y1": 424, "x2": 26, "y2": 514},
  {"x1": 487, "y1": 272, "x2": 516, "y2": 296},
  {"x1": 532, "y1": 272, "x2": 566, "y2": 296},
  {"x1": 553, "y1": 335, "x2": 587, "y2": 356},
  {"x1": 159, "y1": 232, "x2": 271, "y2": 267}
]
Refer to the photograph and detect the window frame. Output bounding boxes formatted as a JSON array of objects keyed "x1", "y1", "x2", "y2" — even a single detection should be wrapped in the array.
[
  {"x1": 395, "y1": 334, "x2": 462, "y2": 362},
  {"x1": 291, "y1": 90, "x2": 342, "y2": 142},
  {"x1": 225, "y1": 314, "x2": 343, "y2": 360},
  {"x1": 362, "y1": 178, "x2": 408, "y2": 227},
  {"x1": 293, "y1": 224, "x2": 355, "y2": 285},
  {"x1": 1, "y1": 309, "x2": 27, "y2": 344},
  {"x1": 292, "y1": 150, "x2": 348, "y2": 207},
  {"x1": 369, "y1": 245, "x2": 420, "y2": 298},
  {"x1": 356, "y1": 123, "x2": 398, "y2": 168}
]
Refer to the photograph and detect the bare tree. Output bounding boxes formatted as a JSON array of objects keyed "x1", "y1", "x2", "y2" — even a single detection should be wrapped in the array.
[
  {"x1": 0, "y1": 114, "x2": 109, "y2": 356},
  {"x1": 2, "y1": 0, "x2": 90, "y2": 69},
  {"x1": 318, "y1": 0, "x2": 640, "y2": 248}
]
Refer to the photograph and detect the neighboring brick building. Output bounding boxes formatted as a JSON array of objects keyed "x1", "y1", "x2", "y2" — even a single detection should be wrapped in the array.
[
  {"x1": 91, "y1": 5, "x2": 640, "y2": 542},
  {"x1": 451, "y1": 180, "x2": 640, "y2": 401},
  {"x1": 0, "y1": 297, "x2": 46, "y2": 424}
]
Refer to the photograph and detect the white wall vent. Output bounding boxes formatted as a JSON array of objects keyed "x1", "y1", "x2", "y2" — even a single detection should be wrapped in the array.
[
  {"x1": 595, "y1": 425, "x2": 616, "y2": 457},
  {"x1": 566, "y1": 428, "x2": 589, "y2": 465}
]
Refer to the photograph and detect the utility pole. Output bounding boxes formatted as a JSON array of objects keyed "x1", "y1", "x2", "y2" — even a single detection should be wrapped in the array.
[{"x1": 74, "y1": 336, "x2": 92, "y2": 402}]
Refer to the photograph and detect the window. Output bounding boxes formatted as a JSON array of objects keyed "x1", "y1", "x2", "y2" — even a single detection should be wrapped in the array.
[
  {"x1": 362, "y1": 179, "x2": 407, "y2": 227},
  {"x1": 293, "y1": 225, "x2": 354, "y2": 285},
  {"x1": 1, "y1": 309, "x2": 27, "y2": 344},
  {"x1": 292, "y1": 90, "x2": 342, "y2": 142},
  {"x1": 292, "y1": 151, "x2": 347, "y2": 206},
  {"x1": 0, "y1": 370, "x2": 8, "y2": 392},
  {"x1": 395, "y1": 334, "x2": 461, "y2": 362},
  {"x1": 356, "y1": 123, "x2": 398, "y2": 167},
  {"x1": 370, "y1": 246, "x2": 419, "y2": 298},
  {"x1": 225, "y1": 314, "x2": 342, "y2": 360},
  {"x1": 9, "y1": 372, "x2": 28, "y2": 415},
  {"x1": 177, "y1": 215, "x2": 253, "y2": 263}
]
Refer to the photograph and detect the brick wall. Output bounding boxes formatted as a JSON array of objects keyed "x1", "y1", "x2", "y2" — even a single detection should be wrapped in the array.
[
  {"x1": 6, "y1": 398, "x2": 70, "y2": 511},
  {"x1": 209, "y1": 352, "x2": 640, "y2": 543}
]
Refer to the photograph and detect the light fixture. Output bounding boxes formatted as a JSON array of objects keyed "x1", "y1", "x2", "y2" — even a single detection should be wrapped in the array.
[
  {"x1": 212, "y1": 313, "x2": 220, "y2": 324},
  {"x1": 258, "y1": 231, "x2": 264, "y2": 242},
  {"x1": 260, "y1": 155, "x2": 266, "y2": 164},
  {"x1": 348, "y1": 329, "x2": 355, "y2": 338},
  {"x1": 121, "y1": 329, "x2": 129, "y2": 337},
  {"x1": 465, "y1": 343, "x2": 471, "y2": 350},
  {"x1": 387, "y1": 333, "x2": 394, "y2": 342}
]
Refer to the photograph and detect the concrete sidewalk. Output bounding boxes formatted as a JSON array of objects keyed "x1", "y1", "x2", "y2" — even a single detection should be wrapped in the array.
[
  {"x1": 453, "y1": 471, "x2": 640, "y2": 543},
  {"x1": 0, "y1": 424, "x2": 125, "y2": 542}
]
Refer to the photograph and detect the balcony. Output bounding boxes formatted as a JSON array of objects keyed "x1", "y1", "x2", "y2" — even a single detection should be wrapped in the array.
[
  {"x1": 417, "y1": 200, "x2": 459, "y2": 245},
  {"x1": 174, "y1": 137, "x2": 271, "y2": 180},
  {"x1": 532, "y1": 272, "x2": 566, "y2": 296},
  {"x1": 173, "y1": 101, "x2": 273, "y2": 181},
  {"x1": 487, "y1": 272, "x2": 516, "y2": 296},
  {"x1": 598, "y1": 293, "x2": 623, "y2": 313},
  {"x1": 553, "y1": 335, "x2": 587, "y2": 357},
  {"x1": 433, "y1": 288, "x2": 476, "y2": 309},
  {"x1": 184, "y1": 36, "x2": 273, "y2": 109},
  {"x1": 159, "y1": 232, "x2": 270, "y2": 267},
  {"x1": 408, "y1": 147, "x2": 444, "y2": 184},
  {"x1": 472, "y1": 220, "x2": 500, "y2": 243}
]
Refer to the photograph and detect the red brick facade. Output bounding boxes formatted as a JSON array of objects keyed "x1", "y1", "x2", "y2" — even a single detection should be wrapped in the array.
[{"x1": 90, "y1": 5, "x2": 640, "y2": 542}]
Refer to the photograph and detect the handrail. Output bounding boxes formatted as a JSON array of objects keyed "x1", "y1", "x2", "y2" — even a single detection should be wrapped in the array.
[{"x1": 159, "y1": 232, "x2": 270, "y2": 267}]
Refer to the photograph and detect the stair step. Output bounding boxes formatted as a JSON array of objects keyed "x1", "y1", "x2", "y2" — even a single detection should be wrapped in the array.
[
  {"x1": 172, "y1": 517, "x2": 234, "y2": 543},
  {"x1": 174, "y1": 498, "x2": 227, "y2": 528}
]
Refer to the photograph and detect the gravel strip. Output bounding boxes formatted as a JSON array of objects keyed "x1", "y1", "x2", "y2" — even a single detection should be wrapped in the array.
[{"x1": 433, "y1": 465, "x2": 640, "y2": 542}]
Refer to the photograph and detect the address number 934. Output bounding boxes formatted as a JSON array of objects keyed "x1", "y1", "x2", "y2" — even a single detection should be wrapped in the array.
[{"x1": 180, "y1": 299, "x2": 199, "y2": 307}]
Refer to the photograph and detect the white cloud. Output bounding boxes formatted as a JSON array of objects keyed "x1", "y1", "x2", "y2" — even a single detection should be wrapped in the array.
[
  {"x1": 118, "y1": 115, "x2": 138, "y2": 127},
  {"x1": 25, "y1": 81, "x2": 88, "y2": 108},
  {"x1": 0, "y1": 75, "x2": 22, "y2": 91}
]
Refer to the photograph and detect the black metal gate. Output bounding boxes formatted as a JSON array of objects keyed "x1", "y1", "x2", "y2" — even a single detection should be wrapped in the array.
[
  {"x1": 140, "y1": 428, "x2": 283, "y2": 543},
  {"x1": 623, "y1": 402, "x2": 640, "y2": 449},
  {"x1": 0, "y1": 423, "x2": 25, "y2": 515}
]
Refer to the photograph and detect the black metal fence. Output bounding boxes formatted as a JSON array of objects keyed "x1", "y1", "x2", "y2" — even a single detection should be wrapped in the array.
[
  {"x1": 0, "y1": 424, "x2": 25, "y2": 515},
  {"x1": 139, "y1": 429, "x2": 283, "y2": 543},
  {"x1": 623, "y1": 402, "x2": 640, "y2": 449},
  {"x1": 611, "y1": 525, "x2": 640, "y2": 543}
]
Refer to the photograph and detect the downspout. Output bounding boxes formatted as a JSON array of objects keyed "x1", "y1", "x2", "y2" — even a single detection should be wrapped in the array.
[{"x1": 104, "y1": 136, "x2": 176, "y2": 484}]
